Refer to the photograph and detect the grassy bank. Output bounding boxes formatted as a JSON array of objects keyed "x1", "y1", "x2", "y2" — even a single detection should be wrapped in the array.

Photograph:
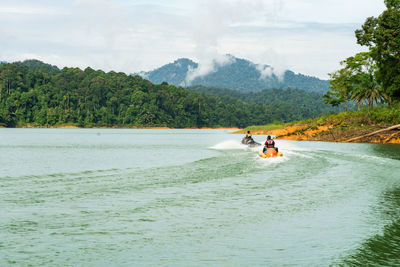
[{"x1": 234, "y1": 105, "x2": 400, "y2": 144}]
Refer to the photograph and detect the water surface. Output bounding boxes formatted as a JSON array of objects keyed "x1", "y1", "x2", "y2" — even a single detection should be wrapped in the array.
[{"x1": 0, "y1": 129, "x2": 399, "y2": 266}]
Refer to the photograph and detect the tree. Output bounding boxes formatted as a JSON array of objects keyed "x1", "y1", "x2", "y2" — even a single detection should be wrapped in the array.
[
  {"x1": 324, "y1": 67, "x2": 352, "y2": 112},
  {"x1": 346, "y1": 52, "x2": 390, "y2": 108},
  {"x1": 355, "y1": 1, "x2": 400, "y2": 100},
  {"x1": 325, "y1": 52, "x2": 391, "y2": 111}
]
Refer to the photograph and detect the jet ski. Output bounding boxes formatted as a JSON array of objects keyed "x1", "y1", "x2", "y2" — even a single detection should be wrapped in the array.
[
  {"x1": 241, "y1": 137, "x2": 261, "y2": 147},
  {"x1": 258, "y1": 148, "x2": 283, "y2": 158}
]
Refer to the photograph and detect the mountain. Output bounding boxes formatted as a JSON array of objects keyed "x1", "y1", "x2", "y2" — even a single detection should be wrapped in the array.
[
  {"x1": 141, "y1": 58, "x2": 198, "y2": 86},
  {"x1": 16, "y1": 59, "x2": 60, "y2": 74},
  {"x1": 139, "y1": 56, "x2": 330, "y2": 94}
]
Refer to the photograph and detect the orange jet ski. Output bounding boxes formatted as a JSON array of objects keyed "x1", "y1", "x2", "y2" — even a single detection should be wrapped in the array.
[{"x1": 258, "y1": 148, "x2": 283, "y2": 158}]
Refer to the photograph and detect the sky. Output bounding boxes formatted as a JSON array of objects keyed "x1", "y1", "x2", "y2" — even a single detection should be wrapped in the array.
[{"x1": 0, "y1": 0, "x2": 386, "y2": 79}]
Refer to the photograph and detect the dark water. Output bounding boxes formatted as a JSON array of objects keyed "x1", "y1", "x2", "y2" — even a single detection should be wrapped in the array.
[{"x1": 0, "y1": 129, "x2": 399, "y2": 266}]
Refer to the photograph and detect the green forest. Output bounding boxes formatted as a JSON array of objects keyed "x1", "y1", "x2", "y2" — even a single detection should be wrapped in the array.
[
  {"x1": 323, "y1": 0, "x2": 400, "y2": 110},
  {"x1": 188, "y1": 85, "x2": 341, "y2": 120},
  {"x1": 0, "y1": 60, "x2": 336, "y2": 128}
]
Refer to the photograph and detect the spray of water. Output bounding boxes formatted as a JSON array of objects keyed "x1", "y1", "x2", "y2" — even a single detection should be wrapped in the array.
[{"x1": 210, "y1": 140, "x2": 248, "y2": 150}]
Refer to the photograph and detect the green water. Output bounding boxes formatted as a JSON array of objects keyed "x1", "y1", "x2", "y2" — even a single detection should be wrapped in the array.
[{"x1": 0, "y1": 129, "x2": 399, "y2": 266}]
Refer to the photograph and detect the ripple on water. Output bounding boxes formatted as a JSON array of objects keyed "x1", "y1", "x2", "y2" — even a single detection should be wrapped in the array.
[
  {"x1": 1, "y1": 130, "x2": 400, "y2": 266},
  {"x1": 340, "y1": 187, "x2": 400, "y2": 266}
]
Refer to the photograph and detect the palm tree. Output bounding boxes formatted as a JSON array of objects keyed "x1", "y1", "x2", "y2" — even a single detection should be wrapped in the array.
[
  {"x1": 346, "y1": 52, "x2": 392, "y2": 109},
  {"x1": 350, "y1": 70, "x2": 391, "y2": 109}
]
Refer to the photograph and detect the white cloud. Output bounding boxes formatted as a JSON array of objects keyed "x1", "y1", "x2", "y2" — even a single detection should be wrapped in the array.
[
  {"x1": 256, "y1": 64, "x2": 274, "y2": 79},
  {"x1": 185, "y1": 0, "x2": 285, "y2": 81},
  {"x1": 0, "y1": 6, "x2": 61, "y2": 15},
  {"x1": 185, "y1": 54, "x2": 236, "y2": 85},
  {"x1": 0, "y1": 0, "x2": 387, "y2": 79}
]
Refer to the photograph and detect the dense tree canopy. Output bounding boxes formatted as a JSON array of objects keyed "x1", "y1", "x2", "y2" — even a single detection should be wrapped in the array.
[
  {"x1": 0, "y1": 60, "x2": 335, "y2": 128},
  {"x1": 324, "y1": 52, "x2": 390, "y2": 111},
  {"x1": 189, "y1": 85, "x2": 340, "y2": 122},
  {"x1": 325, "y1": 1, "x2": 400, "y2": 110},
  {"x1": 355, "y1": 1, "x2": 400, "y2": 99}
]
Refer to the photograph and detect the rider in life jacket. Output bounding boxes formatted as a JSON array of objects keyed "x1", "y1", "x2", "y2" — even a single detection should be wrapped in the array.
[
  {"x1": 263, "y1": 135, "x2": 278, "y2": 153},
  {"x1": 245, "y1": 131, "x2": 252, "y2": 140},
  {"x1": 243, "y1": 130, "x2": 253, "y2": 144}
]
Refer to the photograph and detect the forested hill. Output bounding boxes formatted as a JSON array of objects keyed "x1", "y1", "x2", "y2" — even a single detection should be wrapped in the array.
[
  {"x1": 0, "y1": 60, "x2": 335, "y2": 128},
  {"x1": 188, "y1": 85, "x2": 340, "y2": 120},
  {"x1": 15, "y1": 59, "x2": 60, "y2": 74},
  {"x1": 140, "y1": 56, "x2": 329, "y2": 94}
]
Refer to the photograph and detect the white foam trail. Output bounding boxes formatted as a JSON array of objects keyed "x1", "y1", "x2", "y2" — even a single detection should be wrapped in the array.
[
  {"x1": 283, "y1": 150, "x2": 314, "y2": 159},
  {"x1": 280, "y1": 142, "x2": 316, "y2": 159},
  {"x1": 276, "y1": 140, "x2": 313, "y2": 152},
  {"x1": 255, "y1": 140, "x2": 314, "y2": 164},
  {"x1": 210, "y1": 140, "x2": 246, "y2": 150},
  {"x1": 347, "y1": 152, "x2": 397, "y2": 165},
  {"x1": 256, "y1": 154, "x2": 288, "y2": 165},
  {"x1": 259, "y1": 140, "x2": 316, "y2": 159}
]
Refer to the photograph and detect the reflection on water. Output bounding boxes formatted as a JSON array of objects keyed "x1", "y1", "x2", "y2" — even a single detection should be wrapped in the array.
[
  {"x1": 343, "y1": 188, "x2": 400, "y2": 266},
  {"x1": 372, "y1": 143, "x2": 400, "y2": 161}
]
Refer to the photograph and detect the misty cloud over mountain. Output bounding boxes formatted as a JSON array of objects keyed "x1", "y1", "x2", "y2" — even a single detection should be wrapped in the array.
[{"x1": 138, "y1": 55, "x2": 329, "y2": 94}]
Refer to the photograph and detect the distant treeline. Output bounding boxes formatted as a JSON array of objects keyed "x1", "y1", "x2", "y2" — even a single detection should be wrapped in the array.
[
  {"x1": 188, "y1": 85, "x2": 341, "y2": 119},
  {"x1": 0, "y1": 60, "x2": 337, "y2": 128}
]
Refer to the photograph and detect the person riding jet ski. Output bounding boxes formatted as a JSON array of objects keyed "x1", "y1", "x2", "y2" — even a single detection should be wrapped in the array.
[
  {"x1": 263, "y1": 135, "x2": 278, "y2": 153},
  {"x1": 243, "y1": 131, "x2": 253, "y2": 143},
  {"x1": 242, "y1": 131, "x2": 257, "y2": 145}
]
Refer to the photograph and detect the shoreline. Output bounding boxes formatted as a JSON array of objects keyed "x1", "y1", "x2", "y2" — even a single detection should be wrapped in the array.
[
  {"x1": 4, "y1": 125, "x2": 240, "y2": 130},
  {"x1": 232, "y1": 125, "x2": 400, "y2": 145},
  {"x1": 3, "y1": 124, "x2": 399, "y2": 144}
]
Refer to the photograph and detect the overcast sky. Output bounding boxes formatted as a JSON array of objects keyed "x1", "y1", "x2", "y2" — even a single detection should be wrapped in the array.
[{"x1": 0, "y1": 0, "x2": 386, "y2": 79}]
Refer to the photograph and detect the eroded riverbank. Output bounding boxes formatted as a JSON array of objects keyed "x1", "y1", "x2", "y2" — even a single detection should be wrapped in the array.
[{"x1": 233, "y1": 124, "x2": 400, "y2": 144}]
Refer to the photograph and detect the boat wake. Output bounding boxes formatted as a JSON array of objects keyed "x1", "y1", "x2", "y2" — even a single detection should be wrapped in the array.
[{"x1": 210, "y1": 140, "x2": 248, "y2": 150}]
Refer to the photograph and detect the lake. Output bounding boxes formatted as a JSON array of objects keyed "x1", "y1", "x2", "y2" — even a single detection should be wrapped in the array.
[{"x1": 1, "y1": 129, "x2": 399, "y2": 266}]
